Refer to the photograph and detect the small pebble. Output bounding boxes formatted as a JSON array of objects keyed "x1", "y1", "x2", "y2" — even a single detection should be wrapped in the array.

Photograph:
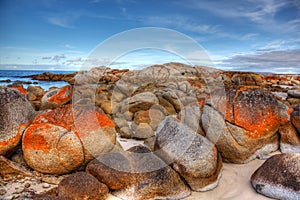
[
  {"x1": 3, "y1": 175, "x2": 12, "y2": 181},
  {"x1": 15, "y1": 187, "x2": 24, "y2": 194},
  {"x1": 17, "y1": 175, "x2": 24, "y2": 179},
  {"x1": 24, "y1": 182, "x2": 31, "y2": 188},
  {"x1": 42, "y1": 183, "x2": 50, "y2": 188},
  {"x1": 35, "y1": 172, "x2": 42, "y2": 177},
  {"x1": 0, "y1": 189, "x2": 7, "y2": 195}
]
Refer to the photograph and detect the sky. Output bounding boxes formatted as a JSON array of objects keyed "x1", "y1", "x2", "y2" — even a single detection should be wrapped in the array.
[{"x1": 0, "y1": 0, "x2": 300, "y2": 73}]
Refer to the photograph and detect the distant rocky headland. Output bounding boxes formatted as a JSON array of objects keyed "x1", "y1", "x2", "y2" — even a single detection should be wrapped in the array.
[{"x1": 0, "y1": 63, "x2": 299, "y2": 200}]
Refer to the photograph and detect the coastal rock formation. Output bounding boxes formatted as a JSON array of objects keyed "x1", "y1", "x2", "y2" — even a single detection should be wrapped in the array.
[
  {"x1": 279, "y1": 122, "x2": 300, "y2": 153},
  {"x1": 155, "y1": 117, "x2": 222, "y2": 191},
  {"x1": 222, "y1": 71, "x2": 264, "y2": 86},
  {"x1": 251, "y1": 153, "x2": 300, "y2": 200},
  {"x1": 40, "y1": 85, "x2": 73, "y2": 110},
  {"x1": 29, "y1": 72, "x2": 76, "y2": 82},
  {"x1": 202, "y1": 86, "x2": 288, "y2": 163},
  {"x1": 11, "y1": 85, "x2": 27, "y2": 96},
  {"x1": 291, "y1": 104, "x2": 300, "y2": 132},
  {"x1": 86, "y1": 146, "x2": 191, "y2": 200},
  {"x1": 58, "y1": 172, "x2": 109, "y2": 200},
  {"x1": 0, "y1": 155, "x2": 32, "y2": 178},
  {"x1": 26, "y1": 86, "x2": 46, "y2": 110},
  {"x1": 70, "y1": 67, "x2": 128, "y2": 85},
  {"x1": 0, "y1": 88, "x2": 35, "y2": 155},
  {"x1": 279, "y1": 103, "x2": 300, "y2": 153},
  {"x1": 22, "y1": 104, "x2": 116, "y2": 174}
]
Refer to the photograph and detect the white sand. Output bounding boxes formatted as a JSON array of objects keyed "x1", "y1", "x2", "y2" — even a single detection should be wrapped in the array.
[
  {"x1": 106, "y1": 158, "x2": 272, "y2": 200},
  {"x1": 1, "y1": 158, "x2": 272, "y2": 200}
]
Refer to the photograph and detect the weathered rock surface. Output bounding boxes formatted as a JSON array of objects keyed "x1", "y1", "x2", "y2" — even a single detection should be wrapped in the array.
[
  {"x1": 291, "y1": 104, "x2": 300, "y2": 133},
  {"x1": 155, "y1": 117, "x2": 222, "y2": 191},
  {"x1": 40, "y1": 85, "x2": 73, "y2": 110},
  {"x1": 22, "y1": 104, "x2": 116, "y2": 174},
  {"x1": 33, "y1": 195, "x2": 63, "y2": 200},
  {"x1": 279, "y1": 122, "x2": 300, "y2": 153},
  {"x1": 202, "y1": 86, "x2": 288, "y2": 163},
  {"x1": 251, "y1": 153, "x2": 300, "y2": 200},
  {"x1": 0, "y1": 87, "x2": 35, "y2": 155},
  {"x1": 0, "y1": 156, "x2": 32, "y2": 177},
  {"x1": 58, "y1": 172, "x2": 109, "y2": 200},
  {"x1": 86, "y1": 146, "x2": 191, "y2": 200},
  {"x1": 223, "y1": 71, "x2": 264, "y2": 86}
]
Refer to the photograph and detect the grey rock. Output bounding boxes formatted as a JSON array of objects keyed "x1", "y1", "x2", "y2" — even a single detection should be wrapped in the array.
[
  {"x1": 155, "y1": 117, "x2": 222, "y2": 191},
  {"x1": 133, "y1": 123, "x2": 154, "y2": 139},
  {"x1": 251, "y1": 153, "x2": 300, "y2": 200},
  {"x1": 288, "y1": 90, "x2": 300, "y2": 98},
  {"x1": 202, "y1": 105, "x2": 279, "y2": 163},
  {"x1": 87, "y1": 146, "x2": 191, "y2": 200},
  {"x1": 0, "y1": 87, "x2": 35, "y2": 155},
  {"x1": 58, "y1": 172, "x2": 109, "y2": 200}
]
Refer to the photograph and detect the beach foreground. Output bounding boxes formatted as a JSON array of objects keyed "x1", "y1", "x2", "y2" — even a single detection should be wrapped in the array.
[{"x1": 1, "y1": 63, "x2": 300, "y2": 200}]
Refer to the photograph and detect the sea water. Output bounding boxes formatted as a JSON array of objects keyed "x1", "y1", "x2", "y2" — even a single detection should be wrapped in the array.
[{"x1": 0, "y1": 70, "x2": 75, "y2": 90}]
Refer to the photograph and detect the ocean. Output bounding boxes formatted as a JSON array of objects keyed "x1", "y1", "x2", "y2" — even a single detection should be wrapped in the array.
[{"x1": 0, "y1": 70, "x2": 76, "y2": 90}]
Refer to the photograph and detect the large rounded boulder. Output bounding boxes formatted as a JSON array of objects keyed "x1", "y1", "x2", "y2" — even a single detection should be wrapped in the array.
[
  {"x1": 58, "y1": 172, "x2": 109, "y2": 200},
  {"x1": 251, "y1": 153, "x2": 300, "y2": 200},
  {"x1": 22, "y1": 104, "x2": 116, "y2": 174},
  {"x1": 202, "y1": 86, "x2": 289, "y2": 163},
  {"x1": 0, "y1": 87, "x2": 35, "y2": 155}
]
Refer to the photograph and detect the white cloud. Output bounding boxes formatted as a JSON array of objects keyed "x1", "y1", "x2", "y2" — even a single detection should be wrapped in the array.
[
  {"x1": 179, "y1": 0, "x2": 290, "y2": 24},
  {"x1": 220, "y1": 49, "x2": 300, "y2": 73},
  {"x1": 144, "y1": 16, "x2": 219, "y2": 35},
  {"x1": 67, "y1": 57, "x2": 83, "y2": 63}
]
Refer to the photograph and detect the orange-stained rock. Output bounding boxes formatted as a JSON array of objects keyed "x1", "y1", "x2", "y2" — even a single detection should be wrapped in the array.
[
  {"x1": 223, "y1": 72, "x2": 264, "y2": 86},
  {"x1": 233, "y1": 87, "x2": 282, "y2": 139},
  {"x1": 0, "y1": 88, "x2": 35, "y2": 156},
  {"x1": 22, "y1": 104, "x2": 116, "y2": 174},
  {"x1": 279, "y1": 122, "x2": 300, "y2": 153},
  {"x1": 12, "y1": 85, "x2": 27, "y2": 96},
  {"x1": 40, "y1": 85, "x2": 73, "y2": 110},
  {"x1": 202, "y1": 86, "x2": 288, "y2": 163},
  {"x1": 291, "y1": 104, "x2": 300, "y2": 133}
]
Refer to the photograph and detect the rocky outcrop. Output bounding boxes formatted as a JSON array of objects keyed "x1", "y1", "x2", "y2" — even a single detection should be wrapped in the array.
[
  {"x1": 0, "y1": 88, "x2": 35, "y2": 156},
  {"x1": 279, "y1": 122, "x2": 300, "y2": 153},
  {"x1": 0, "y1": 156, "x2": 32, "y2": 178},
  {"x1": 29, "y1": 72, "x2": 76, "y2": 82},
  {"x1": 155, "y1": 117, "x2": 222, "y2": 191},
  {"x1": 86, "y1": 146, "x2": 191, "y2": 200},
  {"x1": 58, "y1": 172, "x2": 109, "y2": 200},
  {"x1": 202, "y1": 86, "x2": 288, "y2": 163},
  {"x1": 26, "y1": 86, "x2": 46, "y2": 110},
  {"x1": 251, "y1": 153, "x2": 300, "y2": 200},
  {"x1": 22, "y1": 104, "x2": 116, "y2": 174},
  {"x1": 279, "y1": 104, "x2": 300, "y2": 153},
  {"x1": 40, "y1": 85, "x2": 73, "y2": 110},
  {"x1": 70, "y1": 67, "x2": 128, "y2": 85},
  {"x1": 222, "y1": 71, "x2": 264, "y2": 86}
]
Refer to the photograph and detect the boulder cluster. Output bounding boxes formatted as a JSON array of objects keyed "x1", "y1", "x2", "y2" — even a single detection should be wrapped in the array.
[{"x1": 0, "y1": 63, "x2": 299, "y2": 200}]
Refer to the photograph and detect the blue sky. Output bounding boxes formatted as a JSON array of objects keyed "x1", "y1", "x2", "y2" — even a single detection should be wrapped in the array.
[{"x1": 0, "y1": 0, "x2": 300, "y2": 73}]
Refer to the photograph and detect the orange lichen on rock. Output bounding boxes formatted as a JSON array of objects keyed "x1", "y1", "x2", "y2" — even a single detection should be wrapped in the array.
[
  {"x1": 74, "y1": 110, "x2": 115, "y2": 137},
  {"x1": 0, "y1": 132, "x2": 22, "y2": 155},
  {"x1": 22, "y1": 123, "x2": 51, "y2": 153},
  {"x1": 12, "y1": 86, "x2": 27, "y2": 96},
  {"x1": 33, "y1": 104, "x2": 74, "y2": 131},
  {"x1": 48, "y1": 85, "x2": 73, "y2": 103},
  {"x1": 233, "y1": 86, "x2": 281, "y2": 139},
  {"x1": 31, "y1": 104, "x2": 114, "y2": 138}
]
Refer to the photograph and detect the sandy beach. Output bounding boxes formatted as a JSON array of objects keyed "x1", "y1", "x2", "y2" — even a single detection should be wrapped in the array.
[{"x1": 104, "y1": 158, "x2": 271, "y2": 200}]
